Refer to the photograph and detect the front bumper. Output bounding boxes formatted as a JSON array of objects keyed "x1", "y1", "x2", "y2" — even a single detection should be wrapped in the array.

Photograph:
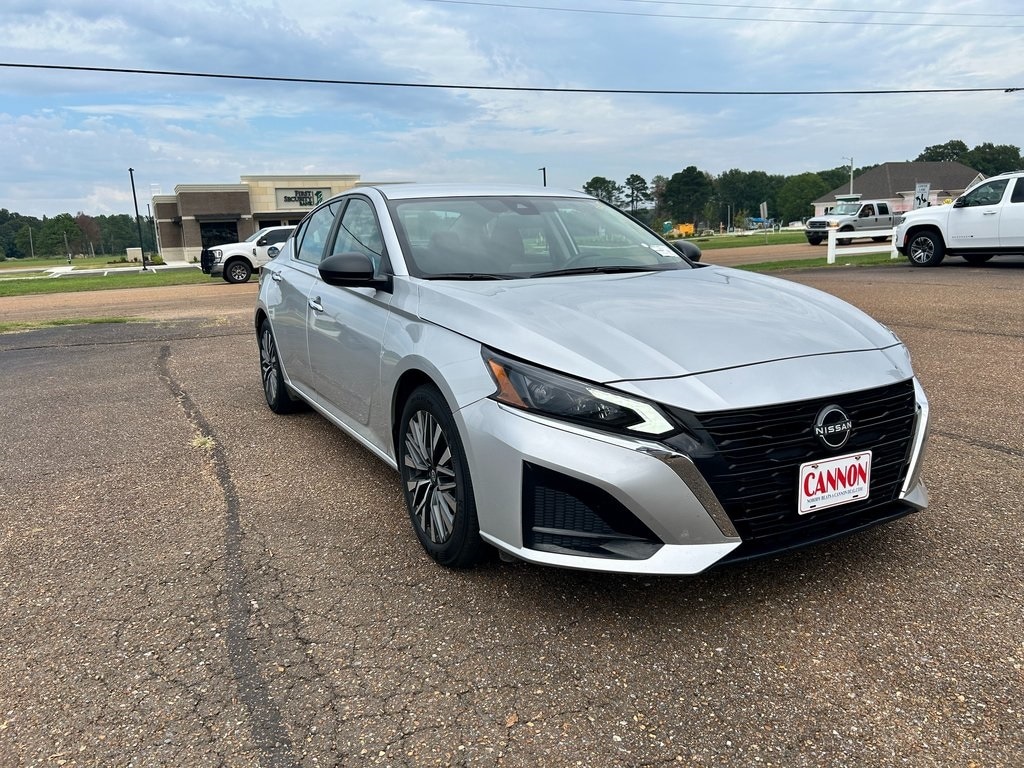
[{"x1": 455, "y1": 378, "x2": 930, "y2": 575}]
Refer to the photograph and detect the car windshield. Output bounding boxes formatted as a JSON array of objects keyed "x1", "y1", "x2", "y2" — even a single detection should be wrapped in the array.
[
  {"x1": 387, "y1": 195, "x2": 692, "y2": 279},
  {"x1": 245, "y1": 228, "x2": 272, "y2": 243},
  {"x1": 831, "y1": 202, "x2": 862, "y2": 215}
]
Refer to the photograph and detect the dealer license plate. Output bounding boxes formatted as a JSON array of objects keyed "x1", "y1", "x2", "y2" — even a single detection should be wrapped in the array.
[{"x1": 798, "y1": 451, "x2": 872, "y2": 515}]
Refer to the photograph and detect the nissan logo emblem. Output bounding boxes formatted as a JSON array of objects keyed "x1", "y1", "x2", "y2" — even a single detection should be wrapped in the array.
[{"x1": 814, "y1": 405, "x2": 852, "y2": 449}]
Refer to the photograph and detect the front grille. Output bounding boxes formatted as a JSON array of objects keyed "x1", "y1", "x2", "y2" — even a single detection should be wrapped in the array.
[
  {"x1": 522, "y1": 464, "x2": 663, "y2": 560},
  {"x1": 669, "y1": 379, "x2": 918, "y2": 562},
  {"x1": 807, "y1": 221, "x2": 828, "y2": 229}
]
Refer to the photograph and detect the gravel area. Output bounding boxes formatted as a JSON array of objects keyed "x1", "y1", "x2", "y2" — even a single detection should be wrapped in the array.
[{"x1": 0, "y1": 259, "x2": 1021, "y2": 766}]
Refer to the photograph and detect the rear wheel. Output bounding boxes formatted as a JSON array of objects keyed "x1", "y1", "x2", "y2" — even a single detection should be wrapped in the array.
[
  {"x1": 906, "y1": 230, "x2": 945, "y2": 267},
  {"x1": 398, "y1": 386, "x2": 485, "y2": 568},
  {"x1": 224, "y1": 259, "x2": 253, "y2": 283},
  {"x1": 961, "y1": 252, "x2": 994, "y2": 265},
  {"x1": 259, "y1": 320, "x2": 303, "y2": 413}
]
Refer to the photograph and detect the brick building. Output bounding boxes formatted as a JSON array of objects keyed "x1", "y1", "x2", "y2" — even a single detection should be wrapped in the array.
[{"x1": 152, "y1": 174, "x2": 365, "y2": 260}]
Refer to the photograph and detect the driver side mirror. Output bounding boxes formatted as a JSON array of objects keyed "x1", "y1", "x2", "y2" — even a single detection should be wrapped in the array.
[
  {"x1": 952, "y1": 197, "x2": 966, "y2": 208},
  {"x1": 318, "y1": 252, "x2": 392, "y2": 291}
]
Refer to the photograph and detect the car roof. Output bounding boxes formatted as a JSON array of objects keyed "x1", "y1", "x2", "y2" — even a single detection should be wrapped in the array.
[{"x1": 353, "y1": 183, "x2": 591, "y2": 202}]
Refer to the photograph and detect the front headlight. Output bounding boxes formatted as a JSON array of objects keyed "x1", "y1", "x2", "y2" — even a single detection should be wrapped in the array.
[
  {"x1": 483, "y1": 350, "x2": 676, "y2": 438},
  {"x1": 827, "y1": 221, "x2": 840, "y2": 228},
  {"x1": 212, "y1": 249, "x2": 223, "y2": 263}
]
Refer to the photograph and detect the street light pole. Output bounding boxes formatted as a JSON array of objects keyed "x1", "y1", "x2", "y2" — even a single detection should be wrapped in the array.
[
  {"x1": 128, "y1": 167, "x2": 149, "y2": 270},
  {"x1": 538, "y1": 167, "x2": 547, "y2": 187},
  {"x1": 842, "y1": 156, "x2": 854, "y2": 194}
]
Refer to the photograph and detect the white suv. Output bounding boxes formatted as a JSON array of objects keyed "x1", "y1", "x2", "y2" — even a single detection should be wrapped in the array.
[
  {"x1": 204, "y1": 226, "x2": 294, "y2": 283},
  {"x1": 895, "y1": 170, "x2": 1024, "y2": 266}
]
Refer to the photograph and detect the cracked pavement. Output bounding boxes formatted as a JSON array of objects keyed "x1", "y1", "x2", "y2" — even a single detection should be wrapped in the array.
[{"x1": 0, "y1": 259, "x2": 1022, "y2": 766}]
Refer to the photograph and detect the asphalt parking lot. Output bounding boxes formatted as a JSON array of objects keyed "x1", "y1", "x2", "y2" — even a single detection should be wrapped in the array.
[{"x1": 1, "y1": 259, "x2": 1022, "y2": 767}]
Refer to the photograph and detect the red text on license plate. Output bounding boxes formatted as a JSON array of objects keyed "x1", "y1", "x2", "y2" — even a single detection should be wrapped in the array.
[{"x1": 798, "y1": 451, "x2": 872, "y2": 514}]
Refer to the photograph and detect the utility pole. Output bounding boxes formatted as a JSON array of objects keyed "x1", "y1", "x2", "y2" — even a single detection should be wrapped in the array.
[
  {"x1": 842, "y1": 156, "x2": 854, "y2": 194},
  {"x1": 128, "y1": 167, "x2": 150, "y2": 270},
  {"x1": 538, "y1": 167, "x2": 547, "y2": 187}
]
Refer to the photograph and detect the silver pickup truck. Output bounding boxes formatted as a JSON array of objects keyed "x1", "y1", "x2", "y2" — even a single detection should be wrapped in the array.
[{"x1": 804, "y1": 200, "x2": 895, "y2": 246}]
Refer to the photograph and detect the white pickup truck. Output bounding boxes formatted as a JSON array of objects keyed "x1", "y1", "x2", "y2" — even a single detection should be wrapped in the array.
[
  {"x1": 895, "y1": 170, "x2": 1024, "y2": 266},
  {"x1": 804, "y1": 199, "x2": 896, "y2": 246},
  {"x1": 201, "y1": 225, "x2": 294, "y2": 283}
]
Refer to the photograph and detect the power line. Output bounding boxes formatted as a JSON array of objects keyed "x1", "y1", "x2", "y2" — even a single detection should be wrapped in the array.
[
  {"x1": 419, "y1": 0, "x2": 1024, "y2": 27},
  {"x1": 613, "y1": 0, "x2": 1021, "y2": 19},
  {"x1": 2, "y1": 62, "x2": 1021, "y2": 97}
]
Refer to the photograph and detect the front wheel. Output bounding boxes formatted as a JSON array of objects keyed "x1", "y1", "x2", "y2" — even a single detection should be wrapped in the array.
[
  {"x1": 906, "y1": 230, "x2": 945, "y2": 267},
  {"x1": 224, "y1": 259, "x2": 253, "y2": 283},
  {"x1": 961, "y1": 253, "x2": 994, "y2": 265},
  {"x1": 398, "y1": 386, "x2": 485, "y2": 568},
  {"x1": 837, "y1": 228, "x2": 853, "y2": 246},
  {"x1": 807, "y1": 236, "x2": 823, "y2": 246}
]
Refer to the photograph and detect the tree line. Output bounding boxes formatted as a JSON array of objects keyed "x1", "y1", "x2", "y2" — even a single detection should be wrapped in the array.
[
  {"x1": 582, "y1": 138, "x2": 1023, "y2": 231},
  {"x1": 0, "y1": 210, "x2": 158, "y2": 260}
]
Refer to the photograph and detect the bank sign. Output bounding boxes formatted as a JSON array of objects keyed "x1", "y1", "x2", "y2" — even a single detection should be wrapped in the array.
[{"x1": 276, "y1": 188, "x2": 330, "y2": 209}]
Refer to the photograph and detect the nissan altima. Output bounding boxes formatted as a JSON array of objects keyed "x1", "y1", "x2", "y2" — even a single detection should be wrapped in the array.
[{"x1": 255, "y1": 184, "x2": 930, "y2": 574}]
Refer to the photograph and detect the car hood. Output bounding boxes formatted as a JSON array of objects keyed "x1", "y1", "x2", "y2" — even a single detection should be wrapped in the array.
[{"x1": 414, "y1": 267, "x2": 900, "y2": 383}]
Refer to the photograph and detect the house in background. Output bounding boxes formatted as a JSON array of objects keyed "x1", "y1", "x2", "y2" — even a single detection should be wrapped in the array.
[{"x1": 813, "y1": 161, "x2": 983, "y2": 216}]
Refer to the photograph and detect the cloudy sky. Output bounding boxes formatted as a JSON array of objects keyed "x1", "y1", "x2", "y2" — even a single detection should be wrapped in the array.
[{"x1": 2, "y1": 0, "x2": 1023, "y2": 218}]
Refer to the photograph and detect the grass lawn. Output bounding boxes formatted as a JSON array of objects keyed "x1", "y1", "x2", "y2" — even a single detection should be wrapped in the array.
[
  {"x1": 0, "y1": 268, "x2": 211, "y2": 297},
  {"x1": 684, "y1": 229, "x2": 809, "y2": 250},
  {"x1": 734, "y1": 252, "x2": 897, "y2": 272}
]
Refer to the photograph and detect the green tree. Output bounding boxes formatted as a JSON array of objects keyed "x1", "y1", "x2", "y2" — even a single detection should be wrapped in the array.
[
  {"x1": 582, "y1": 176, "x2": 623, "y2": 205},
  {"x1": 622, "y1": 174, "x2": 652, "y2": 213},
  {"x1": 14, "y1": 224, "x2": 39, "y2": 258},
  {"x1": 916, "y1": 139, "x2": 969, "y2": 163},
  {"x1": 663, "y1": 166, "x2": 713, "y2": 224},
  {"x1": 961, "y1": 142, "x2": 1023, "y2": 176},
  {"x1": 776, "y1": 172, "x2": 829, "y2": 224},
  {"x1": 38, "y1": 214, "x2": 83, "y2": 257}
]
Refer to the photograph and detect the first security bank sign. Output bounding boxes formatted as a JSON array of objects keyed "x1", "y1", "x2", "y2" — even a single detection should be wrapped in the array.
[{"x1": 276, "y1": 188, "x2": 330, "y2": 209}]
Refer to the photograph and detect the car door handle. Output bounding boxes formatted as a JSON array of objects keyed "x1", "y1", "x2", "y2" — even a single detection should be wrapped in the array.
[
  {"x1": 270, "y1": 272, "x2": 282, "y2": 282},
  {"x1": 983, "y1": 211, "x2": 997, "y2": 215},
  {"x1": 308, "y1": 296, "x2": 324, "y2": 313}
]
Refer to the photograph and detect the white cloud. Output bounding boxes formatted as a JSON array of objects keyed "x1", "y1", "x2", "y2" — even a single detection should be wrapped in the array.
[{"x1": 1, "y1": 0, "x2": 1023, "y2": 216}]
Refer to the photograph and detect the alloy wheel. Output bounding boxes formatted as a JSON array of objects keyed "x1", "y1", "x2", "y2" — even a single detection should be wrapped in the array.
[{"x1": 403, "y1": 410, "x2": 457, "y2": 544}]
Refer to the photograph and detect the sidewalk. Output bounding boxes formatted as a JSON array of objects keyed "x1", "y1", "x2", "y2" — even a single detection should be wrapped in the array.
[{"x1": 0, "y1": 260, "x2": 199, "y2": 279}]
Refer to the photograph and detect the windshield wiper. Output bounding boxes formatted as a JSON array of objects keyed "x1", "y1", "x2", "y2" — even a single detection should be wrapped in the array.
[
  {"x1": 529, "y1": 265, "x2": 664, "y2": 278},
  {"x1": 422, "y1": 272, "x2": 516, "y2": 281}
]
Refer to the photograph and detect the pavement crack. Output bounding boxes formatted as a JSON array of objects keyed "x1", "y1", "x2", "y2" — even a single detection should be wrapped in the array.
[
  {"x1": 931, "y1": 428, "x2": 1024, "y2": 460},
  {"x1": 156, "y1": 344, "x2": 300, "y2": 768}
]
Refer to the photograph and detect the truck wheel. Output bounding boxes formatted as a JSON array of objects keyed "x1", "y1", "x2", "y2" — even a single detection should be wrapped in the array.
[
  {"x1": 224, "y1": 259, "x2": 253, "y2": 283},
  {"x1": 906, "y1": 230, "x2": 945, "y2": 267},
  {"x1": 807, "y1": 236, "x2": 823, "y2": 246},
  {"x1": 961, "y1": 253, "x2": 993, "y2": 265},
  {"x1": 837, "y1": 228, "x2": 853, "y2": 246}
]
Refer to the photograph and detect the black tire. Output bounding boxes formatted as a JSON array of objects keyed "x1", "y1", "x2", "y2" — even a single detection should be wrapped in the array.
[
  {"x1": 961, "y1": 253, "x2": 994, "y2": 265},
  {"x1": 837, "y1": 228, "x2": 853, "y2": 246},
  {"x1": 906, "y1": 230, "x2": 945, "y2": 267},
  {"x1": 807, "y1": 236, "x2": 823, "y2": 246},
  {"x1": 258, "y1": 320, "x2": 303, "y2": 414},
  {"x1": 398, "y1": 386, "x2": 485, "y2": 568},
  {"x1": 224, "y1": 259, "x2": 253, "y2": 284}
]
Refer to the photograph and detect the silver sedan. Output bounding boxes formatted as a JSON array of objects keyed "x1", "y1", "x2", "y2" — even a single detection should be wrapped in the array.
[{"x1": 255, "y1": 184, "x2": 930, "y2": 574}]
